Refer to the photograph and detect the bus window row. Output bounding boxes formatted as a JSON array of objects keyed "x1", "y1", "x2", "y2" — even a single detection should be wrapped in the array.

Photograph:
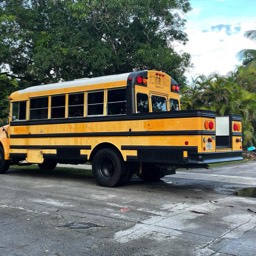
[
  {"x1": 12, "y1": 88, "x2": 127, "y2": 121},
  {"x1": 11, "y1": 89, "x2": 179, "y2": 121}
]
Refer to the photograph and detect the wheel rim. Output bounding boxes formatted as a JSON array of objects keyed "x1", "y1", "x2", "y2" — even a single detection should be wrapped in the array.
[{"x1": 100, "y1": 158, "x2": 114, "y2": 178}]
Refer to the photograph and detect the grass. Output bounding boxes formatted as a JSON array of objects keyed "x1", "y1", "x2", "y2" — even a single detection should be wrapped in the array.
[{"x1": 208, "y1": 159, "x2": 248, "y2": 168}]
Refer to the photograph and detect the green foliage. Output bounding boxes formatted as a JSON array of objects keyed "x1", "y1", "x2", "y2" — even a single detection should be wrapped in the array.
[
  {"x1": 0, "y1": 0, "x2": 191, "y2": 85},
  {"x1": 181, "y1": 63, "x2": 256, "y2": 147},
  {"x1": 0, "y1": 74, "x2": 18, "y2": 126},
  {"x1": 236, "y1": 61, "x2": 256, "y2": 92},
  {"x1": 237, "y1": 29, "x2": 256, "y2": 65}
]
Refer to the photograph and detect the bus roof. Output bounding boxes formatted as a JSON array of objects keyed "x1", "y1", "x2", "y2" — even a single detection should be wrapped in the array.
[{"x1": 13, "y1": 72, "x2": 132, "y2": 95}]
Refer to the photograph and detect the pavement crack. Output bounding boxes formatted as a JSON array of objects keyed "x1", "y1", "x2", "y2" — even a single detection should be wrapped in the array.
[{"x1": 199, "y1": 218, "x2": 254, "y2": 253}]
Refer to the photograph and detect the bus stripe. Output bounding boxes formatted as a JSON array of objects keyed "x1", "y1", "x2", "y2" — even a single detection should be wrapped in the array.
[
  {"x1": 10, "y1": 145, "x2": 91, "y2": 150},
  {"x1": 9, "y1": 130, "x2": 217, "y2": 139}
]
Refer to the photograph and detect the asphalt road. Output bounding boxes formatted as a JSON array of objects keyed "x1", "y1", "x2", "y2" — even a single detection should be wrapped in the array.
[{"x1": 0, "y1": 161, "x2": 256, "y2": 256}]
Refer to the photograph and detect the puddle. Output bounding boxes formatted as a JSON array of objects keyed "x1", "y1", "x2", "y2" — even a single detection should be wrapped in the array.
[{"x1": 234, "y1": 187, "x2": 256, "y2": 198}]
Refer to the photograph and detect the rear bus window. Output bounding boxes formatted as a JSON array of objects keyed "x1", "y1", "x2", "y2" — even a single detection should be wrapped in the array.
[
  {"x1": 137, "y1": 93, "x2": 149, "y2": 113},
  {"x1": 30, "y1": 97, "x2": 48, "y2": 120},
  {"x1": 151, "y1": 95, "x2": 167, "y2": 112},
  {"x1": 170, "y1": 99, "x2": 179, "y2": 111},
  {"x1": 88, "y1": 91, "x2": 104, "y2": 116}
]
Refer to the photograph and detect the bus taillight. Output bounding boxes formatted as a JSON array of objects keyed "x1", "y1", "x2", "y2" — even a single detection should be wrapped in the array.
[
  {"x1": 233, "y1": 123, "x2": 241, "y2": 131},
  {"x1": 204, "y1": 120, "x2": 214, "y2": 130},
  {"x1": 137, "y1": 76, "x2": 143, "y2": 84},
  {"x1": 136, "y1": 76, "x2": 147, "y2": 85}
]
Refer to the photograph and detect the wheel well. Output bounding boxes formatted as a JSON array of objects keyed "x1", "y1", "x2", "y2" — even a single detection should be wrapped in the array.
[
  {"x1": 89, "y1": 143, "x2": 123, "y2": 162},
  {"x1": 0, "y1": 142, "x2": 5, "y2": 155}
]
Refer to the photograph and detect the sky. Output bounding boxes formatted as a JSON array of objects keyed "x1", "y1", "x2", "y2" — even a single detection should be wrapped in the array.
[{"x1": 181, "y1": 0, "x2": 256, "y2": 80}]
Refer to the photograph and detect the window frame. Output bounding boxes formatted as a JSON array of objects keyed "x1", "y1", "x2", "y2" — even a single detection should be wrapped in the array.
[
  {"x1": 51, "y1": 94, "x2": 66, "y2": 119},
  {"x1": 30, "y1": 96, "x2": 49, "y2": 120},
  {"x1": 136, "y1": 93, "x2": 149, "y2": 114},
  {"x1": 151, "y1": 94, "x2": 167, "y2": 112},
  {"x1": 107, "y1": 88, "x2": 127, "y2": 116},
  {"x1": 12, "y1": 101, "x2": 27, "y2": 121},
  {"x1": 87, "y1": 90, "x2": 104, "y2": 116},
  {"x1": 68, "y1": 92, "x2": 84, "y2": 118}
]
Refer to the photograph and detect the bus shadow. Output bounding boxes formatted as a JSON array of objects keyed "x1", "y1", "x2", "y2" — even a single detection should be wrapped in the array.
[
  {"x1": 6, "y1": 166, "x2": 244, "y2": 197},
  {"x1": 7, "y1": 165, "x2": 94, "y2": 182},
  {"x1": 128, "y1": 175, "x2": 244, "y2": 197}
]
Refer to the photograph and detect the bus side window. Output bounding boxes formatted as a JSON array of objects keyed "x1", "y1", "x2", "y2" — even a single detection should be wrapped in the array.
[
  {"x1": 107, "y1": 89, "x2": 126, "y2": 115},
  {"x1": 137, "y1": 93, "x2": 149, "y2": 113},
  {"x1": 30, "y1": 97, "x2": 48, "y2": 120},
  {"x1": 170, "y1": 99, "x2": 179, "y2": 111},
  {"x1": 87, "y1": 91, "x2": 104, "y2": 116},
  {"x1": 12, "y1": 101, "x2": 26, "y2": 121},
  {"x1": 51, "y1": 95, "x2": 65, "y2": 118},
  {"x1": 68, "y1": 93, "x2": 84, "y2": 117}
]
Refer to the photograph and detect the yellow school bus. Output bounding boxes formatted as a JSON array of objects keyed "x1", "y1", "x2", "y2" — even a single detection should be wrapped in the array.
[{"x1": 0, "y1": 70, "x2": 243, "y2": 186}]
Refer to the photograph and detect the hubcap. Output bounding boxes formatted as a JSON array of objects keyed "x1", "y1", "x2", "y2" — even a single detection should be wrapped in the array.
[{"x1": 101, "y1": 158, "x2": 114, "y2": 178}]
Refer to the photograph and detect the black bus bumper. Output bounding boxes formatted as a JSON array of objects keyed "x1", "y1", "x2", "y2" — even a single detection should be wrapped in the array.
[{"x1": 187, "y1": 151, "x2": 243, "y2": 165}]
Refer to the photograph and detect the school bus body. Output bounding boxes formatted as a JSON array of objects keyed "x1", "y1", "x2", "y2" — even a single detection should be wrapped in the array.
[
  {"x1": 0, "y1": 70, "x2": 243, "y2": 186},
  {"x1": 7, "y1": 111, "x2": 242, "y2": 164}
]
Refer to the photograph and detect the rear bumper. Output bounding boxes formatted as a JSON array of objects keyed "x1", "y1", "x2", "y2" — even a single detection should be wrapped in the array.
[{"x1": 187, "y1": 151, "x2": 243, "y2": 164}]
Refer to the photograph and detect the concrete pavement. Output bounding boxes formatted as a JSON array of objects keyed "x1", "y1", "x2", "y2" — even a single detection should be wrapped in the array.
[{"x1": 0, "y1": 161, "x2": 255, "y2": 255}]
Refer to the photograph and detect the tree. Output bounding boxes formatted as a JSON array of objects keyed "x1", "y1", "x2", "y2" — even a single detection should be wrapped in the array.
[
  {"x1": 181, "y1": 69, "x2": 256, "y2": 147},
  {"x1": 181, "y1": 74, "x2": 234, "y2": 114},
  {"x1": 0, "y1": 74, "x2": 18, "y2": 126},
  {"x1": 238, "y1": 29, "x2": 256, "y2": 65},
  {"x1": 0, "y1": 0, "x2": 191, "y2": 86},
  {"x1": 236, "y1": 60, "x2": 256, "y2": 92}
]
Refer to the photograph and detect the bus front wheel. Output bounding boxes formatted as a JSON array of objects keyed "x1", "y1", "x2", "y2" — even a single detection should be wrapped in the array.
[
  {"x1": 92, "y1": 148, "x2": 126, "y2": 187},
  {"x1": 0, "y1": 146, "x2": 10, "y2": 174}
]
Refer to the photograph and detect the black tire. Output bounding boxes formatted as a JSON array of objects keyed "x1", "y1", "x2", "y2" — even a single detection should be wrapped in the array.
[
  {"x1": 137, "y1": 164, "x2": 165, "y2": 182},
  {"x1": 118, "y1": 163, "x2": 134, "y2": 186},
  {"x1": 38, "y1": 160, "x2": 57, "y2": 170},
  {"x1": 0, "y1": 146, "x2": 10, "y2": 174},
  {"x1": 92, "y1": 148, "x2": 126, "y2": 187}
]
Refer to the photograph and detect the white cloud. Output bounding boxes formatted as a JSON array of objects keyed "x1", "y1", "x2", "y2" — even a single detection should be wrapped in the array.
[
  {"x1": 180, "y1": 20, "x2": 256, "y2": 80},
  {"x1": 187, "y1": 7, "x2": 201, "y2": 17}
]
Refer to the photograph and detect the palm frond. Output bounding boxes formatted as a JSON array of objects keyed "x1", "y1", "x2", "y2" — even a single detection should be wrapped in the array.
[{"x1": 244, "y1": 30, "x2": 256, "y2": 40}]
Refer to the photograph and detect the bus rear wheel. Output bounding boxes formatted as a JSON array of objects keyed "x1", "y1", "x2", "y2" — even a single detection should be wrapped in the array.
[
  {"x1": 92, "y1": 148, "x2": 126, "y2": 187},
  {"x1": 38, "y1": 160, "x2": 57, "y2": 170},
  {"x1": 0, "y1": 146, "x2": 10, "y2": 174}
]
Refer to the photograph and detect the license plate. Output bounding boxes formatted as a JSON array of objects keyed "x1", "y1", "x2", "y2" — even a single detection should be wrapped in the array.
[{"x1": 206, "y1": 142, "x2": 213, "y2": 150}]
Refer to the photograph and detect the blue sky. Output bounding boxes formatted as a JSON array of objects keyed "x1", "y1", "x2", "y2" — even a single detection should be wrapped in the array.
[{"x1": 181, "y1": 0, "x2": 256, "y2": 79}]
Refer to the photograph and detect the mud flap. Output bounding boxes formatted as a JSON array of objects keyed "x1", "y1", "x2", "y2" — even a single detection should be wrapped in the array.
[{"x1": 26, "y1": 150, "x2": 44, "y2": 163}]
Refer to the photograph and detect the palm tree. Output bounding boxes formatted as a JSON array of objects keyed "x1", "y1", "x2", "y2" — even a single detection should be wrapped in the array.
[
  {"x1": 238, "y1": 29, "x2": 256, "y2": 65},
  {"x1": 244, "y1": 30, "x2": 256, "y2": 40},
  {"x1": 182, "y1": 71, "x2": 256, "y2": 147}
]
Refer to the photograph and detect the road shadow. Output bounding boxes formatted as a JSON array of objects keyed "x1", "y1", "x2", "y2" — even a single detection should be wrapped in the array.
[
  {"x1": 4, "y1": 165, "x2": 251, "y2": 198},
  {"x1": 127, "y1": 175, "x2": 251, "y2": 198},
  {"x1": 6, "y1": 165, "x2": 94, "y2": 183}
]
